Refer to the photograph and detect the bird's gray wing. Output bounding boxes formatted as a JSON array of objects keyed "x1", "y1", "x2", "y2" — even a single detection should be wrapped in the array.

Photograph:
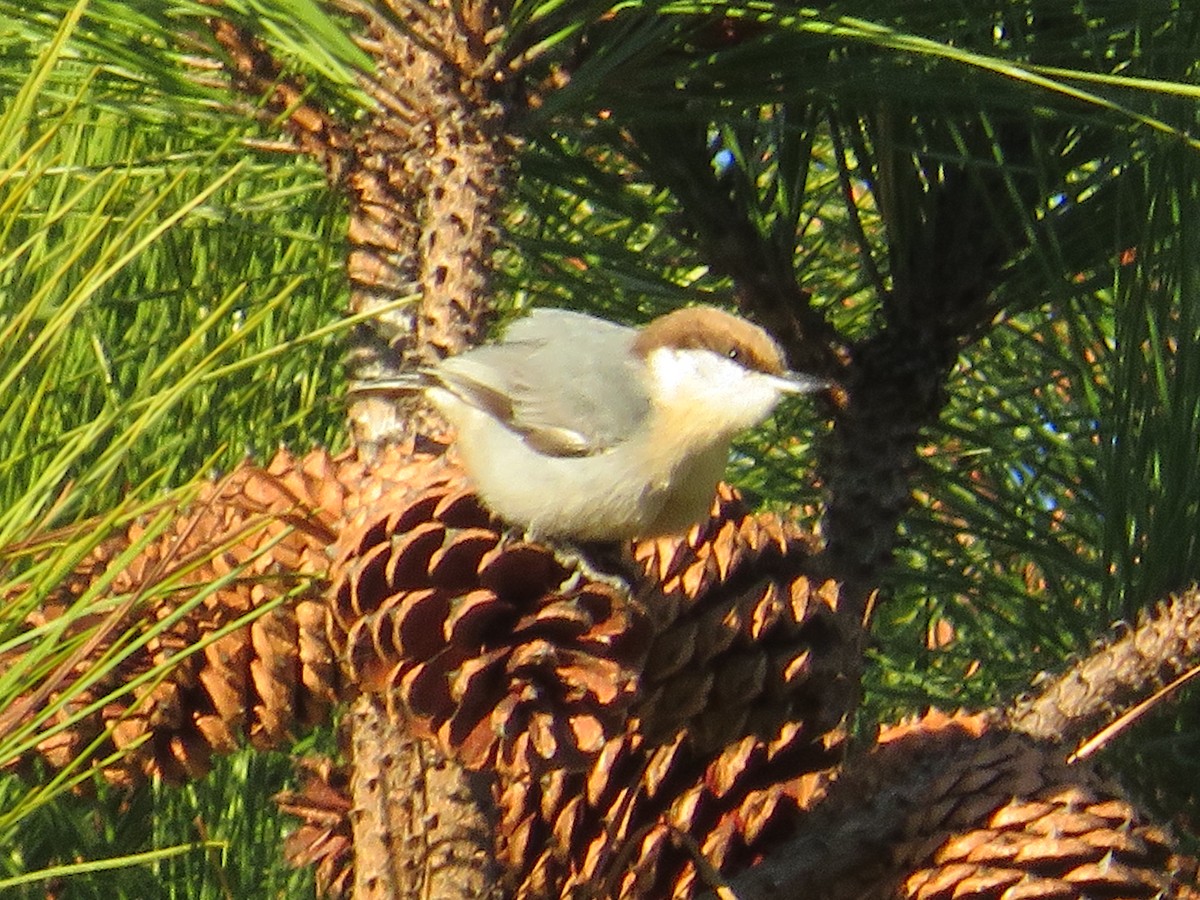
[{"x1": 431, "y1": 309, "x2": 652, "y2": 456}]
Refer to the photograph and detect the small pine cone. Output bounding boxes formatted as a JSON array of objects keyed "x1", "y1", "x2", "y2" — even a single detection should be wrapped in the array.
[
  {"x1": 276, "y1": 757, "x2": 354, "y2": 898},
  {"x1": 631, "y1": 484, "x2": 848, "y2": 752},
  {"x1": 497, "y1": 720, "x2": 844, "y2": 899},
  {"x1": 895, "y1": 745, "x2": 1198, "y2": 897},
  {"x1": 329, "y1": 461, "x2": 654, "y2": 776},
  {"x1": 803, "y1": 711, "x2": 1200, "y2": 899}
]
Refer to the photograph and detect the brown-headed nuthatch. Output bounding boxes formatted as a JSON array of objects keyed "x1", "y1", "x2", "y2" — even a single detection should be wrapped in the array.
[{"x1": 361, "y1": 306, "x2": 826, "y2": 541}]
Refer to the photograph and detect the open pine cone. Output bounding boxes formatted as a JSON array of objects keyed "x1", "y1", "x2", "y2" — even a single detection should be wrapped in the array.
[
  {"x1": 724, "y1": 710, "x2": 1200, "y2": 900},
  {"x1": 3, "y1": 446, "x2": 419, "y2": 784},
  {"x1": 329, "y1": 470, "x2": 654, "y2": 776}
]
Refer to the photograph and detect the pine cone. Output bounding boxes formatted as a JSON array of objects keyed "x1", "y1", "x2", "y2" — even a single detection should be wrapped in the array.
[
  {"x1": 329, "y1": 464, "x2": 654, "y2": 776},
  {"x1": 322, "y1": 469, "x2": 852, "y2": 896},
  {"x1": 890, "y1": 730, "x2": 1200, "y2": 899},
  {"x1": 3, "y1": 446, "x2": 419, "y2": 785},
  {"x1": 480, "y1": 486, "x2": 848, "y2": 898},
  {"x1": 765, "y1": 710, "x2": 1200, "y2": 900},
  {"x1": 498, "y1": 721, "x2": 842, "y2": 898},
  {"x1": 276, "y1": 756, "x2": 354, "y2": 898},
  {"x1": 631, "y1": 483, "x2": 847, "y2": 750}
]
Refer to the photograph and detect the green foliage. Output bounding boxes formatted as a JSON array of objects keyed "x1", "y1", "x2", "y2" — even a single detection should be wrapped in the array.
[
  {"x1": 0, "y1": 4, "x2": 346, "y2": 893},
  {"x1": 1, "y1": 750, "x2": 317, "y2": 898}
]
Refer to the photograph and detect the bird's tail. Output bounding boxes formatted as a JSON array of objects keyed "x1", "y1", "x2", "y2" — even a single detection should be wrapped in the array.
[{"x1": 346, "y1": 370, "x2": 431, "y2": 397}]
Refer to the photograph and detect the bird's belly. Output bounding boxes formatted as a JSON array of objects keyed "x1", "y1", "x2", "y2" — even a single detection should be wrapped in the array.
[
  {"x1": 640, "y1": 443, "x2": 729, "y2": 536},
  {"x1": 452, "y1": 410, "x2": 725, "y2": 541}
]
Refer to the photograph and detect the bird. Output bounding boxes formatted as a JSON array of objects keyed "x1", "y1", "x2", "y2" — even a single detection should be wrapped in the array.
[{"x1": 360, "y1": 305, "x2": 827, "y2": 542}]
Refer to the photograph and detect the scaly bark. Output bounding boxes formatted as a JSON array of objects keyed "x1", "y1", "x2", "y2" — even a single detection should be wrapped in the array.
[
  {"x1": 339, "y1": 0, "x2": 509, "y2": 454},
  {"x1": 212, "y1": 2, "x2": 515, "y2": 894}
]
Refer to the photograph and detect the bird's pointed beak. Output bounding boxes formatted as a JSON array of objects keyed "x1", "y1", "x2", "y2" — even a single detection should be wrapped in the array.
[{"x1": 777, "y1": 371, "x2": 832, "y2": 394}]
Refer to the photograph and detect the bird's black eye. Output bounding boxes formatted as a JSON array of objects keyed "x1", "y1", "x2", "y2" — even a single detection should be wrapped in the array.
[{"x1": 727, "y1": 347, "x2": 741, "y2": 362}]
